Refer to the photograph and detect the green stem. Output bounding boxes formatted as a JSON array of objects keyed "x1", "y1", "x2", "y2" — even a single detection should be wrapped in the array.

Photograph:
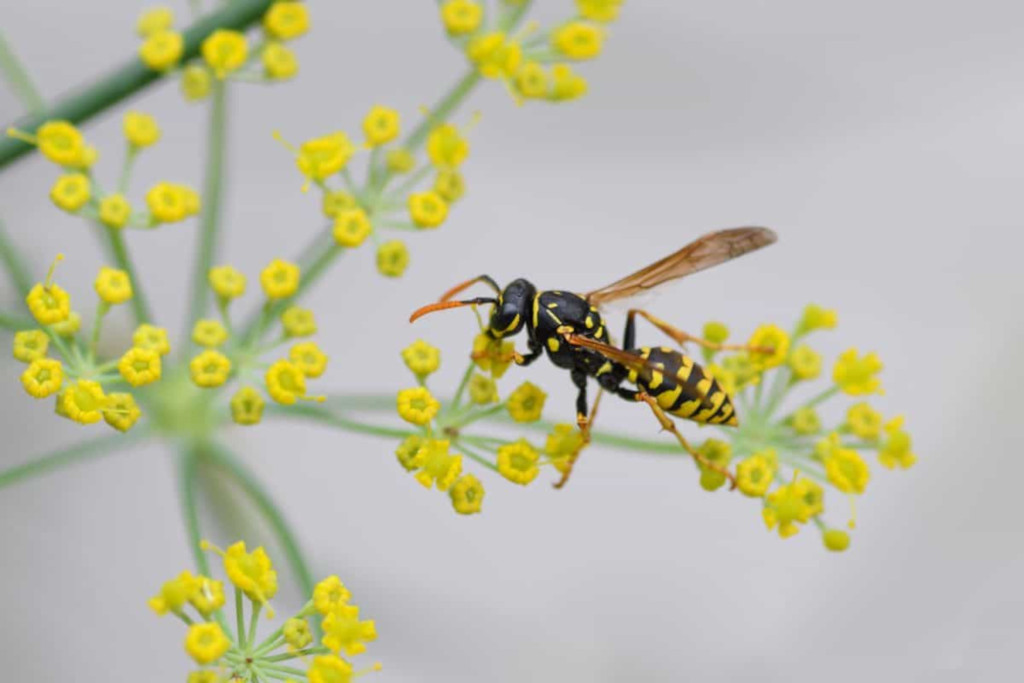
[
  {"x1": 236, "y1": 588, "x2": 247, "y2": 650},
  {"x1": 0, "y1": 430, "x2": 146, "y2": 491},
  {"x1": 204, "y1": 442, "x2": 317, "y2": 603},
  {"x1": 0, "y1": 310, "x2": 33, "y2": 331},
  {"x1": 268, "y1": 403, "x2": 412, "y2": 439},
  {"x1": 101, "y1": 226, "x2": 152, "y2": 324},
  {"x1": 0, "y1": 0, "x2": 275, "y2": 169},
  {"x1": 403, "y1": 69, "x2": 482, "y2": 151},
  {"x1": 445, "y1": 361, "x2": 476, "y2": 416},
  {"x1": 0, "y1": 217, "x2": 33, "y2": 295},
  {"x1": 178, "y1": 449, "x2": 213, "y2": 576},
  {"x1": 247, "y1": 601, "x2": 262, "y2": 651},
  {"x1": 0, "y1": 31, "x2": 45, "y2": 114},
  {"x1": 185, "y1": 81, "x2": 229, "y2": 339}
]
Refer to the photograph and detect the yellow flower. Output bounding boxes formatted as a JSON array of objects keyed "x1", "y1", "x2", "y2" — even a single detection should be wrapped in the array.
[
  {"x1": 823, "y1": 529, "x2": 851, "y2": 552},
  {"x1": 118, "y1": 347, "x2": 162, "y2": 386},
  {"x1": 441, "y1": 0, "x2": 483, "y2": 35},
  {"x1": 747, "y1": 324, "x2": 789, "y2": 371},
  {"x1": 123, "y1": 111, "x2": 161, "y2": 148},
  {"x1": 209, "y1": 265, "x2": 246, "y2": 299},
  {"x1": 762, "y1": 477, "x2": 815, "y2": 539},
  {"x1": 265, "y1": 359, "x2": 320, "y2": 404},
  {"x1": 184, "y1": 622, "x2": 230, "y2": 665},
  {"x1": 736, "y1": 451, "x2": 775, "y2": 497},
  {"x1": 548, "y1": 64, "x2": 588, "y2": 101},
  {"x1": 376, "y1": 240, "x2": 409, "y2": 277},
  {"x1": 577, "y1": 0, "x2": 623, "y2": 23},
  {"x1": 788, "y1": 344, "x2": 821, "y2": 381},
  {"x1": 395, "y1": 435, "x2": 424, "y2": 471},
  {"x1": 201, "y1": 29, "x2": 248, "y2": 78},
  {"x1": 192, "y1": 319, "x2": 229, "y2": 347},
  {"x1": 21, "y1": 358, "x2": 63, "y2": 398},
  {"x1": 263, "y1": 42, "x2": 299, "y2": 80},
  {"x1": 513, "y1": 62, "x2": 548, "y2": 99},
  {"x1": 190, "y1": 350, "x2": 232, "y2": 388},
  {"x1": 408, "y1": 191, "x2": 449, "y2": 228},
  {"x1": 181, "y1": 64, "x2": 213, "y2": 101},
  {"x1": 94, "y1": 267, "x2": 133, "y2": 305},
  {"x1": 818, "y1": 433, "x2": 870, "y2": 494},
  {"x1": 146, "y1": 182, "x2": 196, "y2": 223},
  {"x1": 401, "y1": 340, "x2": 441, "y2": 377},
  {"x1": 61, "y1": 379, "x2": 107, "y2": 424},
  {"x1": 133, "y1": 323, "x2": 170, "y2": 356},
  {"x1": 450, "y1": 474, "x2": 485, "y2": 514},
  {"x1": 187, "y1": 672, "x2": 221, "y2": 683},
  {"x1": 98, "y1": 194, "x2": 132, "y2": 228},
  {"x1": 50, "y1": 173, "x2": 91, "y2": 212},
  {"x1": 797, "y1": 303, "x2": 838, "y2": 335},
  {"x1": 148, "y1": 571, "x2": 198, "y2": 615},
  {"x1": 105, "y1": 392, "x2": 142, "y2": 432},
  {"x1": 333, "y1": 208, "x2": 373, "y2": 247},
  {"x1": 426, "y1": 123, "x2": 469, "y2": 168},
  {"x1": 307, "y1": 655, "x2": 353, "y2": 683},
  {"x1": 289, "y1": 131, "x2": 356, "y2": 184},
  {"x1": 32, "y1": 121, "x2": 85, "y2": 166},
  {"x1": 281, "y1": 306, "x2": 317, "y2": 337},
  {"x1": 833, "y1": 348, "x2": 883, "y2": 396},
  {"x1": 26, "y1": 281, "x2": 70, "y2": 325},
  {"x1": 506, "y1": 381, "x2": 546, "y2": 422},
  {"x1": 467, "y1": 32, "x2": 522, "y2": 79},
  {"x1": 284, "y1": 617, "x2": 313, "y2": 650},
  {"x1": 552, "y1": 22, "x2": 604, "y2": 60},
  {"x1": 434, "y1": 169, "x2": 465, "y2": 203},
  {"x1": 878, "y1": 416, "x2": 916, "y2": 470},
  {"x1": 260, "y1": 258, "x2": 301, "y2": 299},
  {"x1": 189, "y1": 575, "x2": 226, "y2": 616},
  {"x1": 846, "y1": 402, "x2": 882, "y2": 440},
  {"x1": 704, "y1": 321, "x2": 729, "y2": 344},
  {"x1": 362, "y1": 105, "x2": 400, "y2": 146},
  {"x1": 543, "y1": 423, "x2": 583, "y2": 474},
  {"x1": 322, "y1": 604, "x2": 377, "y2": 656},
  {"x1": 321, "y1": 190, "x2": 358, "y2": 218},
  {"x1": 290, "y1": 342, "x2": 328, "y2": 378},
  {"x1": 788, "y1": 406, "x2": 821, "y2": 435},
  {"x1": 139, "y1": 30, "x2": 184, "y2": 71},
  {"x1": 471, "y1": 332, "x2": 514, "y2": 379},
  {"x1": 412, "y1": 439, "x2": 463, "y2": 491},
  {"x1": 51, "y1": 311, "x2": 81, "y2": 337},
  {"x1": 12, "y1": 330, "x2": 49, "y2": 363},
  {"x1": 263, "y1": 0, "x2": 310, "y2": 40},
  {"x1": 696, "y1": 438, "x2": 733, "y2": 491},
  {"x1": 137, "y1": 6, "x2": 174, "y2": 37},
  {"x1": 220, "y1": 540, "x2": 278, "y2": 605},
  {"x1": 396, "y1": 386, "x2": 440, "y2": 425},
  {"x1": 230, "y1": 386, "x2": 265, "y2": 426},
  {"x1": 497, "y1": 440, "x2": 541, "y2": 485},
  {"x1": 312, "y1": 575, "x2": 351, "y2": 615},
  {"x1": 386, "y1": 147, "x2": 416, "y2": 174},
  {"x1": 468, "y1": 373, "x2": 498, "y2": 404}
]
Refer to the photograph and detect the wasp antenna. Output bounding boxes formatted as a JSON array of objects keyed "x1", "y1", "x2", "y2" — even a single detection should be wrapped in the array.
[
  {"x1": 409, "y1": 298, "x2": 497, "y2": 323},
  {"x1": 439, "y1": 275, "x2": 501, "y2": 302}
]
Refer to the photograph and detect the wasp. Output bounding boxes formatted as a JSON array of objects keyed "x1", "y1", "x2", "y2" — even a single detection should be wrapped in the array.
[{"x1": 410, "y1": 227, "x2": 777, "y2": 488}]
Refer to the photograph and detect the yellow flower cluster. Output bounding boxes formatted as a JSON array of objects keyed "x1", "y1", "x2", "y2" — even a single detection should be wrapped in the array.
[
  {"x1": 136, "y1": 1, "x2": 311, "y2": 94},
  {"x1": 276, "y1": 105, "x2": 476, "y2": 279},
  {"x1": 15, "y1": 256, "x2": 154, "y2": 432},
  {"x1": 439, "y1": 0, "x2": 622, "y2": 104},
  {"x1": 154, "y1": 541, "x2": 380, "y2": 680}
]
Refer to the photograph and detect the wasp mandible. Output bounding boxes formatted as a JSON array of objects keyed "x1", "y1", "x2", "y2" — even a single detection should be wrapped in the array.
[{"x1": 410, "y1": 227, "x2": 778, "y2": 488}]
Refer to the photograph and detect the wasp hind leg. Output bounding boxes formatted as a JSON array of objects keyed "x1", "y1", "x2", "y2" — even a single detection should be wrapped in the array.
[
  {"x1": 626, "y1": 309, "x2": 773, "y2": 355},
  {"x1": 636, "y1": 392, "x2": 738, "y2": 490},
  {"x1": 553, "y1": 370, "x2": 604, "y2": 490}
]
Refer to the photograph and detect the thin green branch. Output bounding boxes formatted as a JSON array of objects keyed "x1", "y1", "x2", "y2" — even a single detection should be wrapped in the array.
[
  {"x1": 0, "y1": 217, "x2": 33, "y2": 296},
  {"x1": 0, "y1": 31, "x2": 45, "y2": 114},
  {"x1": 0, "y1": 0, "x2": 275, "y2": 169},
  {"x1": 185, "y1": 81, "x2": 229, "y2": 338},
  {"x1": 267, "y1": 402, "x2": 412, "y2": 440},
  {"x1": 178, "y1": 448, "x2": 214, "y2": 576},
  {"x1": 0, "y1": 429, "x2": 147, "y2": 491},
  {"x1": 403, "y1": 68, "x2": 482, "y2": 151},
  {"x1": 0, "y1": 310, "x2": 33, "y2": 331},
  {"x1": 101, "y1": 226, "x2": 152, "y2": 324}
]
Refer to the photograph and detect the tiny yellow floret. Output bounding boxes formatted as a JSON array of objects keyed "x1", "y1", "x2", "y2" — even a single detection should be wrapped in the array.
[
  {"x1": 797, "y1": 303, "x2": 838, "y2": 335},
  {"x1": 289, "y1": 342, "x2": 328, "y2": 378},
  {"x1": 105, "y1": 392, "x2": 142, "y2": 432},
  {"x1": 21, "y1": 358, "x2": 63, "y2": 398},
  {"x1": 577, "y1": 0, "x2": 623, "y2": 23},
  {"x1": 450, "y1": 474, "x2": 485, "y2": 514},
  {"x1": 133, "y1": 324, "x2": 171, "y2": 356},
  {"x1": 99, "y1": 194, "x2": 132, "y2": 228},
  {"x1": 468, "y1": 373, "x2": 498, "y2": 404},
  {"x1": 552, "y1": 22, "x2": 604, "y2": 60},
  {"x1": 230, "y1": 386, "x2": 265, "y2": 426},
  {"x1": 220, "y1": 540, "x2": 278, "y2": 606},
  {"x1": 788, "y1": 344, "x2": 822, "y2": 381},
  {"x1": 118, "y1": 347, "x2": 162, "y2": 386},
  {"x1": 408, "y1": 191, "x2": 449, "y2": 228},
  {"x1": 736, "y1": 451, "x2": 775, "y2": 497},
  {"x1": 362, "y1": 105, "x2": 400, "y2": 146},
  {"x1": 467, "y1": 32, "x2": 522, "y2": 79},
  {"x1": 307, "y1": 655, "x2": 353, "y2": 683},
  {"x1": 260, "y1": 259, "x2": 301, "y2": 299},
  {"x1": 823, "y1": 529, "x2": 851, "y2": 552},
  {"x1": 201, "y1": 29, "x2": 248, "y2": 78},
  {"x1": 506, "y1": 381, "x2": 547, "y2": 422},
  {"x1": 137, "y1": 6, "x2": 174, "y2": 37},
  {"x1": 878, "y1": 416, "x2": 916, "y2": 469},
  {"x1": 192, "y1": 319, "x2": 229, "y2": 347},
  {"x1": 184, "y1": 622, "x2": 230, "y2": 665},
  {"x1": 426, "y1": 123, "x2": 469, "y2": 168},
  {"x1": 139, "y1": 30, "x2": 184, "y2": 71},
  {"x1": 376, "y1": 240, "x2": 410, "y2": 277},
  {"x1": 123, "y1": 111, "x2": 161, "y2": 148},
  {"x1": 396, "y1": 386, "x2": 440, "y2": 425},
  {"x1": 441, "y1": 0, "x2": 483, "y2": 35},
  {"x1": 208, "y1": 265, "x2": 246, "y2": 299},
  {"x1": 263, "y1": 42, "x2": 299, "y2": 80},
  {"x1": 12, "y1": 330, "x2": 49, "y2": 362},
  {"x1": 748, "y1": 324, "x2": 790, "y2": 371},
  {"x1": 411, "y1": 439, "x2": 463, "y2": 491},
  {"x1": 265, "y1": 359, "x2": 318, "y2": 404},
  {"x1": 322, "y1": 604, "x2": 377, "y2": 656},
  {"x1": 263, "y1": 1, "x2": 310, "y2": 40},
  {"x1": 333, "y1": 208, "x2": 373, "y2": 247},
  {"x1": 181, "y1": 64, "x2": 213, "y2": 101},
  {"x1": 833, "y1": 348, "x2": 884, "y2": 396},
  {"x1": 281, "y1": 306, "x2": 317, "y2": 337},
  {"x1": 50, "y1": 173, "x2": 91, "y2": 212},
  {"x1": 95, "y1": 267, "x2": 133, "y2": 305},
  {"x1": 313, "y1": 575, "x2": 351, "y2": 616},
  {"x1": 61, "y1": 379, "x2": 107, "y2": 424},
  {"x1": 284, "y1": 617, "x2": 313, "y2": 650},
  {"x1": 401, "y1": 340, "x2": 441, "y2": 377},
  {"x1": 846, "y1": 402, "x2": 882, "y2": 440},
  {"x1": 497, "y1": 439, "x2": 541, "y2": 485},
  {"x1": 190, "y1": 350, "x2": 232, "y2": 388}
]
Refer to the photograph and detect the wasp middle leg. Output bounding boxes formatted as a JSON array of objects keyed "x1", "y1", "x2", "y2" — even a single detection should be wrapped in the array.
[{"x1": 553, "y1": 370, "x2": 603, "y2": 490}]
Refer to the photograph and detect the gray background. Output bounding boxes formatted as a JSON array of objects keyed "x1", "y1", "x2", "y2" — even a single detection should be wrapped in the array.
[{"x1": 1, "y1": 1, "x2": 1022, "y2": 681}]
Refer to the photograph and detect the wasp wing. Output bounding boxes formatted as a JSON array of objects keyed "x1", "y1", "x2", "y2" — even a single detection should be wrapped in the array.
[{"x1": 585, "y1": 227, "x2": 777, "y2": 307}]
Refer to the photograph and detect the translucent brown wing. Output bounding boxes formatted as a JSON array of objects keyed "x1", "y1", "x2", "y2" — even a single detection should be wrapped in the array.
[{"x1": 585, "y1": 227, "x2": 777, "y2": 306}]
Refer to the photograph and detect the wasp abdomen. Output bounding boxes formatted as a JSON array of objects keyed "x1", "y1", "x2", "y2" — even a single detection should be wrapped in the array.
[{"x1": 629, "y1": 346, "x2": 738, "y2": 426}]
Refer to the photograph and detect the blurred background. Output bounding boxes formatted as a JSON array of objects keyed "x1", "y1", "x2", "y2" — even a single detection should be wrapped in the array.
[{"x1": 1, "y1": 1, "x2": 1022, "y2": 681}]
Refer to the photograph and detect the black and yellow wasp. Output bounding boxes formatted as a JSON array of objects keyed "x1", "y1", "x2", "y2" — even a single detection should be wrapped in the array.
[{"x1": 410, "y1": 227, "x2": 777, "y2": 488}]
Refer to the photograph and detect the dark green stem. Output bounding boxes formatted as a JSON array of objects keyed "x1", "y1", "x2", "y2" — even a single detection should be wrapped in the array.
[
  {"x1": 0, "y1": 310, "x2": 33, "y2": 331},
  {"x1": 0, "y1": 430, "x2": 146, "y2": 491},
  {"x1": 0, "y1": 31, "x2": 45, "y2": 114},
  {"x1": 0, "y1": 217, "x2": 33, "y2": 295},
  {"x1": 185, "y1": 81, "x2": 229, "y2": 338},
  {"x1": 0, "y1": 0, "x2": 274, "y2": 169}
]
